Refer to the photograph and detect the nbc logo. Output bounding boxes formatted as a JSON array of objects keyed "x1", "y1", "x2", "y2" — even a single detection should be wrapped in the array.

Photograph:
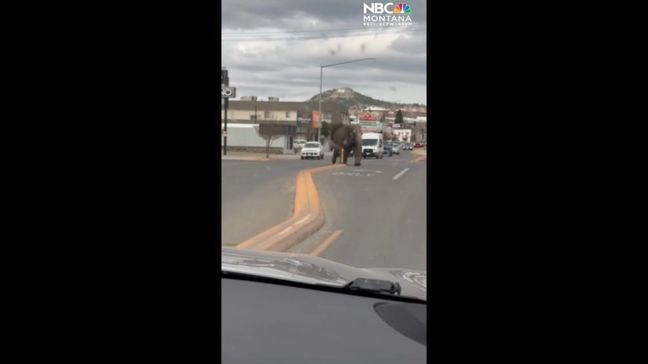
[{"x1": 394, "y1": 3, "x2": 411, "y2": 14}]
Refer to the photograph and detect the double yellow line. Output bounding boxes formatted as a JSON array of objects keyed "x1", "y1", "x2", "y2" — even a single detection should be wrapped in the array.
[{"x1": 235, "y1": 164, "x2": 346, "y2": 252}]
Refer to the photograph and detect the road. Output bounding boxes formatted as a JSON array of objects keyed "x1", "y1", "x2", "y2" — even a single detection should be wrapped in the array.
[
  {"x1": 221, "y1": 150, "x2": 426, "y2": 271},
  {"x1": 288, "y1": 151, "x2": 426, "y2": 270},
  {"x1": 221, "y1": 157, "x2": 329, "y2": 246}
]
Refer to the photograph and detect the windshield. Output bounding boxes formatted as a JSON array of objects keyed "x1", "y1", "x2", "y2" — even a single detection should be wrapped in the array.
[{"x1": 222, "y1": 0, "x2": 426, "y2": 294}]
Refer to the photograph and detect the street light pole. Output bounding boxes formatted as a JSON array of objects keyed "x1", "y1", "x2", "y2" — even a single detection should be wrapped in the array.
[
  {"x1": 317, "y1": 57, "x2": 375, "y2": 143},
  {"x1": 318, "y1": 66, "x2": 323, "y2": 142}
]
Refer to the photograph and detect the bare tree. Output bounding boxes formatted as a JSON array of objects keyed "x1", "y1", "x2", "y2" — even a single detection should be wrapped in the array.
[{"x1": 257, "y1": 124, "x2": 284, "y2": 159}]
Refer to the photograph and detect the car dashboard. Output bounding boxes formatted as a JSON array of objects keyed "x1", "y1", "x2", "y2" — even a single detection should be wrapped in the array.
[{"x1": 222, "y1": 276, "x2": 427, "y2": 363}]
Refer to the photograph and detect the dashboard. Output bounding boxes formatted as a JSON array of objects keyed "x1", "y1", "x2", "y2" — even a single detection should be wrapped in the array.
[{"x1": 222, "y1": 277, "x2": 426, "y2": 364}]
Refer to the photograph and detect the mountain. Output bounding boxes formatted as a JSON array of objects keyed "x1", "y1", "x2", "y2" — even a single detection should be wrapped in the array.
[{"x1": 305, "y1": 87, "x2": 424, "y2": 110}]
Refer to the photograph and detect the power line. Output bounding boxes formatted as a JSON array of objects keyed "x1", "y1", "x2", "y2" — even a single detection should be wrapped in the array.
[
  {"x1": 222, "y1": 27, "x2": 371, "y2": 35},
  {"x1": 223, "y1": 26, "x2": 424, "y2": 38},
  {"x1": 222, "y1": 27, "x2": 426, "y2": 41}
]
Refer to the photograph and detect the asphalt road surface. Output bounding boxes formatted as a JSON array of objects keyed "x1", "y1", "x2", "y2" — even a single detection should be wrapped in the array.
[
  {"x1": 222, "y1": 151, "x2": 426, "y2": 271},
  {"x1": 289, "y1": 151, "x2": 426, "y2": 271},
  {"x1": 221, "y1": 157, "x2": 332, "y2": 246}
]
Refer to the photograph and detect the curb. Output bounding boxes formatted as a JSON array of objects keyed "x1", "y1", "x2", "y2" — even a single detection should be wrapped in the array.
[{"x1": 234, "y1": 163, "x2": 346, "y2": 252}]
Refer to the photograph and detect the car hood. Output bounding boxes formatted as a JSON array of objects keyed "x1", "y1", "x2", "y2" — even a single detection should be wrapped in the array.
[{"x1": 222, "y1": 247, "x2": 426, "y2": 300}]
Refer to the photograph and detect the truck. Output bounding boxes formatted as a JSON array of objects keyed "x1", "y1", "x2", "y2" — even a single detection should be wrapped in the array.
[{"x1": 361, "y1": 132, "x2": 384, "y2": 159}]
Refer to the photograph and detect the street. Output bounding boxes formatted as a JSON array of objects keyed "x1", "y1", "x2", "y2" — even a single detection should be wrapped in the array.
[{"x1": 221, "y1": 150, "x2": 426, "y2": 270}]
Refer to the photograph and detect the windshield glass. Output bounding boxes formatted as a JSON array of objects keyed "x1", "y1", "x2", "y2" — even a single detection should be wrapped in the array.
[{"x1": 221, "y1": 0, "x2": 426, "y2": 294}]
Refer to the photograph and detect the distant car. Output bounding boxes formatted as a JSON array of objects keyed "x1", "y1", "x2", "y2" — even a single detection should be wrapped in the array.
[
  {"x1": 294, "y1": 139, "x2": 307, "y2": 153},
  {"x1": 414, "y1": 142, "x2": 423, "y2": 148},
  {"x1": 383, "y1": 141, "x2": 393, "y2": 157},
  {"x1": 391, "y1": 141, "x2": 402, "y2": 155},
  {"x1": 404, "y1": 143, "x2": 413, "y2": 150},
  {"x1": 300, "y1": 142, "x2": 324, "y2": 160}
]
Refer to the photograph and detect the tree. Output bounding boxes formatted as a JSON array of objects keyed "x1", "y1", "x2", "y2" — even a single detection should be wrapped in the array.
[
  {"x1": 256, "y1": 125, "x2": 283, "y2": 159},
  {"x1": 320, "y1": 121, "x2": 330, "y2": 138},
  {"x1": 395, "y1": 109, "x2": 404, "y2": 125}
]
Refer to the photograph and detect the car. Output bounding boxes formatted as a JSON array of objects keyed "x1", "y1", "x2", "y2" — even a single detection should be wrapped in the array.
[
  {"x1": 406, "y1": 143, "x2": 414, "y2": 150},
  {"x1": 300, "y1": 141, "x2": 324, "y2": 160},
  {"x1": 222, "y1": 247, "x2": 427, "y2": 363},
  {"x1": 293, "y1": 139, "x2": 307, "y2": 153},
  {"x1": 414, "y1": 142, "x2": 423, "y2": 148},
  {"x1": 383, "y1": 141, "x2": 393, "y2": 157},
  {"x1": 391, "y1": 141, "x2": 402, "y2": 155}
]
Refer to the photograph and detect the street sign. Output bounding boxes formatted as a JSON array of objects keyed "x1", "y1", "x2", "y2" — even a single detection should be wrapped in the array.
[{"x1": 222, "y1": 86, "x2": 236, "y2": 98}]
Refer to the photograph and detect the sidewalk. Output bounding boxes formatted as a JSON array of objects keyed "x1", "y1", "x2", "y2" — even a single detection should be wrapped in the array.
[{"x1": 221, "y1": 151, "x2": 302, "y2": 161}]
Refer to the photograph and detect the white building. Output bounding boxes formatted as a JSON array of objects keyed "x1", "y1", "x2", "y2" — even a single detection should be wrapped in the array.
[
  {"x1": 222, "y1": 123, "x2": 292, "y2": 153},
  {"x1": 392, "y1": 129, "x2": 412, "y2": 143}
]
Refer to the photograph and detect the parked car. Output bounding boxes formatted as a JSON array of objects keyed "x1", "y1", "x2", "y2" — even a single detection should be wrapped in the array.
[
  {"x1": 414, "y1": 142, "x2": 423, "y2": 148},
  {"x1": 391, "y1": 141, "x2": 402, "y2": 155},
  {"x1": 383, "y1": 141, "x2": 393, "y2": 157},
  {"x1": 300, "y1": 142, "x2": 324, "y2": 160}
]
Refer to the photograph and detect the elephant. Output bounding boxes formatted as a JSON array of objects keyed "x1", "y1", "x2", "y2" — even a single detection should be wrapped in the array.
[{"x1": 330, "y1": 124, "x2": 362, "y2": 166}]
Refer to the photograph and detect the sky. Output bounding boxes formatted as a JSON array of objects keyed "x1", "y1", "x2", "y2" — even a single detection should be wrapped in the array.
[{"x1": 222, "y1": 0, "x2": 426, "y2": 104}]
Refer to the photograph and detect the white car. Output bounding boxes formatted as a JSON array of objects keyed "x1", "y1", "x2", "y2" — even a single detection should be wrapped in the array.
[
  {"x1": 391, "y1": 141, "x2": 402, "y2": 155},
  {"x1": 300, "y1": 142, "x2": 324, "y2": 160}
]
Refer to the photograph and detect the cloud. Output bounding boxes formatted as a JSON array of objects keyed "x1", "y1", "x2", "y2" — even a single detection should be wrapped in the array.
[
  {"x1": 221, "y1": 0, "x2": 427, "y2": 104},
  {"x1": 222, "y1": 0, "x2": 426, "y2": 30}
]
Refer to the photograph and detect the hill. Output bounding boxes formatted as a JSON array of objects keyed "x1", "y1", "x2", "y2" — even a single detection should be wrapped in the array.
[{"x1": 305, "y1": 87, "x2": 424, "y2": 110}]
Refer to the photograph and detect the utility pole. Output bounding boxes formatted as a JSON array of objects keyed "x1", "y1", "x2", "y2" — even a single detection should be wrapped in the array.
[{"x1": 222, "y1": 67, "x2": 229, "y2": 155}]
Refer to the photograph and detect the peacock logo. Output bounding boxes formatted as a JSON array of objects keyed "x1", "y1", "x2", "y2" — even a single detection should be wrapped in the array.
[{"x1": 393, "y1": 3, "x2": 411, "y2": 14}]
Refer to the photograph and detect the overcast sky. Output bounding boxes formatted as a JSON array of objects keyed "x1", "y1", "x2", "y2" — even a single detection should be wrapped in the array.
[{"x1": 222, "y1": 0, "x2": 426, "y2": 104}]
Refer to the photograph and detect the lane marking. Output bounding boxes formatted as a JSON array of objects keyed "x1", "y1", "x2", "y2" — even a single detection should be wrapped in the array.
[
  {"x1": 294, "y1": 214, "x2": 311, "y2": 225},
  {"x1": 392, "y1": 168, "x2": 410, "y2": 180},
  {"x1": 310, "y1": 230, "x2": 343, "y2": 257},
  {"x1": 234, "y1": 163, "x2": 346, "y2": 251}
]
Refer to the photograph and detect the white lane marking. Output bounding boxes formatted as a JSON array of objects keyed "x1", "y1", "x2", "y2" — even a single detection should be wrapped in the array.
[
  {"x1": 392, "y1": 168, "x2": 410, "y2": 180},
  {"x1": 295, "y1": 214, "x2": 311, "y2": 225},
  {"x1": 277, "y1": 214, "x2": 312, "y2": 236}
]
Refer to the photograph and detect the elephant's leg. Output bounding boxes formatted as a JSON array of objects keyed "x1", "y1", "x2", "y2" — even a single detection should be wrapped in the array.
[
  {"x1": 332, "y1": 149, "x2": 338, "y2": 164},
  {"x1": 354, "y1": 145, "x2": 362, "y2": 166}
]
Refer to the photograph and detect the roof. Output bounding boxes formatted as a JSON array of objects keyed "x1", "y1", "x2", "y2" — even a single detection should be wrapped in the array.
[
  {"x1": 228, "y1": 100, "x2": 346, "y2": 113},
  {"x1": 228, "y1": 100, "x2": 308, "y2": 111}
]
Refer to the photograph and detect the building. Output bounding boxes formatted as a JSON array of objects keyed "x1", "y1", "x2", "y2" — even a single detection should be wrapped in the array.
[
  {"x1": 221, "y1": 97, "x2": 349, "y2": 152},
  {"x1": 392, "y1": 129, "x2": 412, "y2": 143}
]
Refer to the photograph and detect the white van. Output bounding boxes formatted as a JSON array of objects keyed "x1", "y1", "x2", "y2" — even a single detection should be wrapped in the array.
[{"x1": 361, "y1": 132, "x2": 384, "y2": 159}]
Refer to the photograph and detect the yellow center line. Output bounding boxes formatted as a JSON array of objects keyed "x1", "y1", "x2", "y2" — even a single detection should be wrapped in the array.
[{"x1": 310, "y1": 230, "x2": 343, "y2": 257}]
